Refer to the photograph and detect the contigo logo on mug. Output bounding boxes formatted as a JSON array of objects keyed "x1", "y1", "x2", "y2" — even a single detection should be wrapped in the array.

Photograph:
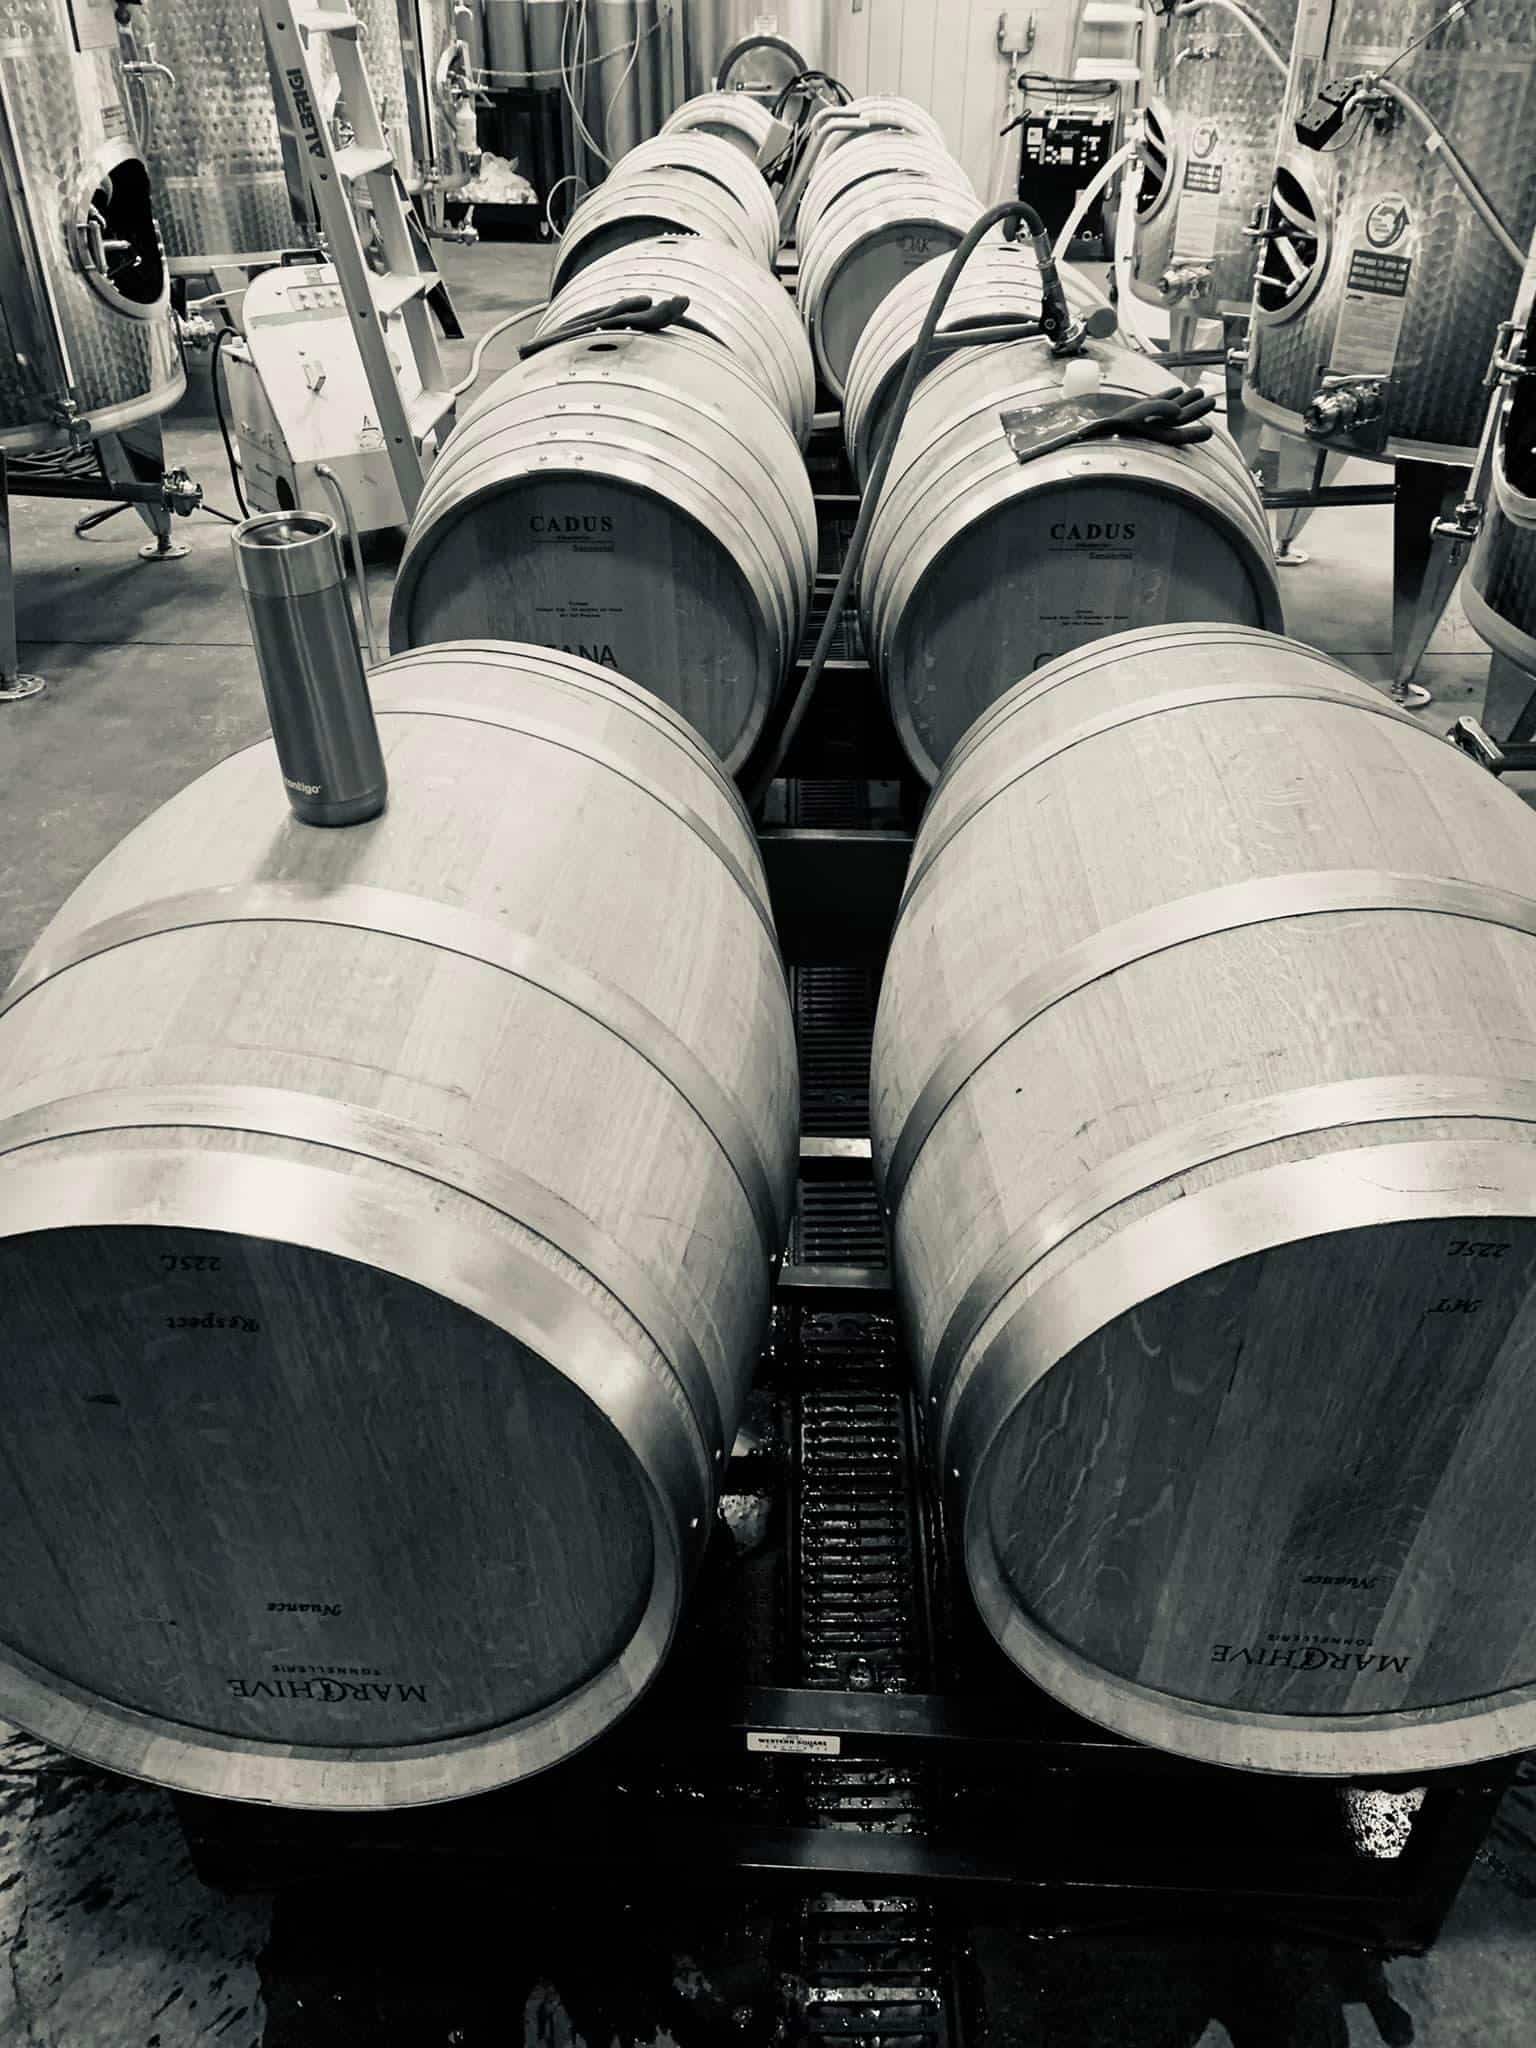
[{"x1": 284, "y1": 776, "x2": 322, "y2": 797}]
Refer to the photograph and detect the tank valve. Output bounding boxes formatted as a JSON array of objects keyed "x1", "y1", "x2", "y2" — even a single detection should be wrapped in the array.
[
  {"x1": 1304, "y1": 376, "x2": 1387, "y2": 440},
  {"x1": 174, "y1": 312, "x2": 220, "y2": 352},
  {"x1": 1158, "y1": 260, "x2": 1212, "y2": 302}
]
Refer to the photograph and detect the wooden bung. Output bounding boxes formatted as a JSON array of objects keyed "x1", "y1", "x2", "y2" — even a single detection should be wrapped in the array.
[
  {"x1": 873, "y1": 624, "x2": 1536, "y2": 1775},
  {"x1": 0, "y1": 644, "x2": 796, "y2": 1808},
  {"x1": 860, "y1": 335, "x2": 1283, "y2": 781}
]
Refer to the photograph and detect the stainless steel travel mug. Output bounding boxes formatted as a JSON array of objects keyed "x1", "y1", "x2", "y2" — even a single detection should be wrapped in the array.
[{"x1": 233, "y1": 511, "x2": 388, "y2": 827}]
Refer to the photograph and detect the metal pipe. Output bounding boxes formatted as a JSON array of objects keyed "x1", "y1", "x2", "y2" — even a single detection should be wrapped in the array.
[
  {"x1": 1262, "y1": 483, "x2": 1398, "y2": 509},
  {"x1": 5, "y1": 472, "x2": 180, "y2": 505},
  {"x1": 1173, "y1": 0, "x2": 1287, "y2": 73},
  {"x1": 233, "y1": 512, "x2": 388, "y2": 826},
  {"x1": 0, "y1": 451, "x2": 46, "y2": 701},
  {"x1": 1370, "y1": 76, "x2": 1524, "y2": 269}
]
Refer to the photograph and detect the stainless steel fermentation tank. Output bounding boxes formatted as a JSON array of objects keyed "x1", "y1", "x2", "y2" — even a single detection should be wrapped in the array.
[
  {"x1": 0, "y1": 0, "x2": 183, "y2": 452},
  {"x1": 1243, "y1": 0, "x2": 1536, "y2": 464},
  {"x1": 0, "y1": 0, "x2": 190, "y2": 700},
  {"x1": 1130, "y1": 0, "x2": 1297, "y2": 330},
  {"x1": 120, "y1": 0, "x2": 477, "y2": 270},
  {"x1": 684, "y1": 0, "x2": 829, "y2": 93},
  {"x1": 1465, "y1": 224, "x2": 1536, "y2": 736},
  {"x1": 1238, "y1": 0, "x2": 1536, "y2": 693}
]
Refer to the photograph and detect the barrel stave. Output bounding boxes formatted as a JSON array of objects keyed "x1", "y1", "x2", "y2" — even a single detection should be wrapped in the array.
[
  {"x1": 0, "y1": 646, "x2": 796, "y2": 1805},
  {"x1": 799, "y1": 180, "x2": 979, "y2": 400},
  {"x1": 874, "y1": 626, "x2": 1536, "y2": 1772},
  {"x1": 538, "y1": 234, "x2": 815, "y2": 445},
  {"x1": 610, "y1": 132, "x2": 780, "y2": 263},
  {"x1": 391, "y1": 333, "x2": 816, "y2": 771},
  {"x1": 861, "y1": 342, "x2": 1281, "y2": 778}
]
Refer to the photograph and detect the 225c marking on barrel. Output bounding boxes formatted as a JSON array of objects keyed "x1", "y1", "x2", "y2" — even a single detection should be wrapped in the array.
[{"x1": 158, "y1": 1253, "x2": 221, "y2": 1272}]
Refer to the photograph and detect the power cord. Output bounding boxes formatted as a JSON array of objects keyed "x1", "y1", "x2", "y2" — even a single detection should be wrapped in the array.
[{"x1": 210, "y1": 324, "x2": 250, "y2": 520}]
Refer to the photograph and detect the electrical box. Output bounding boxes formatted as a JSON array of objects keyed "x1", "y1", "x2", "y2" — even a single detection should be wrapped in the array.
[
  {"x1": 221, "y1": 262, "x2": 423, "y2": 534},
  {"x1": 1016, "y1": 76, "x2": 1122, "y2": 242}
]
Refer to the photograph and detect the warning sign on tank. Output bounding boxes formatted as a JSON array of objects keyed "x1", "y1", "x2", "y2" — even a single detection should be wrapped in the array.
[
  {"x1": 1330, "y1": 245, "x2": 1413, "y2": 378},
  {"x1": 1173, "y1": 127, "x2": 1223, "y2": 263}
]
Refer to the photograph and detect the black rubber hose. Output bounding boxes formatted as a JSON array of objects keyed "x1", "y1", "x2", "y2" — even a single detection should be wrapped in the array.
[
  {"x1": 743, "y1": 199, "x2": 1078, "y2": 810},
  {"x1": 210, "y1": 324, "x2": 249, "y2": 520},
  {"x1": 517, "y1": 294, "x2": 689, "y2": 360},
  {"x1": 772, "y1": 67, "x2": 853, "y2": 116}
]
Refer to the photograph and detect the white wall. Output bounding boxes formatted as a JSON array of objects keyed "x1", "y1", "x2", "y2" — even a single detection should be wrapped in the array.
[{"x1": 827, "y1": 0, "x2": 1083, "y2": 197}]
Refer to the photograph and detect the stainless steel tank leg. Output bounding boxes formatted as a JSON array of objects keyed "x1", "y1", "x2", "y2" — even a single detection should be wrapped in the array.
[
  {"x1": 96, "y1": 421, "x2": 189, "y2": 561},
  {"x1": 1221, "y1": 313, "x2": 1262, "y2": 470},
  {"x1": 1392, "y1": 456, "x2": 1476, "y2": 705},
  {"x1": 0, "y1": 454, "x2": 46, "y2": 703}
]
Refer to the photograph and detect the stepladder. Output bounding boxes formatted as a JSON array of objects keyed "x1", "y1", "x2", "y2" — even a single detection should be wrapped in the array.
[{"x1": 256, "y1": 0, "x2": 458, "y2": 517}]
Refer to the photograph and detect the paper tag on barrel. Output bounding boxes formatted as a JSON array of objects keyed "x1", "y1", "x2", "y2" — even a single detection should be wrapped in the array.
[{"x1": 746, "y1": 1730, "x2": 842, "y2": 1756}]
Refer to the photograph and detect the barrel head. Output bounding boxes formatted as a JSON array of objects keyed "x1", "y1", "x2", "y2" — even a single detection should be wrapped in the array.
[
  {"x1": 391, "y1": 473, "x2": 770, "y2": 771},
  {"x1": 976, "y1": 1212, "x2": 1536, "y2": 1753},
  {"x1": 888, "y1": 478, "x2": 1276, "y2": 779},
  {"x1": 0, "y1": 1225, "x2": 655, "y2": 1750}
]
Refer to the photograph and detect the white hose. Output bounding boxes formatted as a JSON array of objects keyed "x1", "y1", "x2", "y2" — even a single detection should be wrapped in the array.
[
  {"x1": 1372, "y1": 76, "x2": 1524, "y2": 269},
  {"x1": 449, "y1": 301, "x2": 549, "y2": 397},
  {"x1": 313, "y1": 465, "x2": 379, "y2": 669},
  {"x1": 1050, "y1": 137, "x2": 1140, "y2": 266}
]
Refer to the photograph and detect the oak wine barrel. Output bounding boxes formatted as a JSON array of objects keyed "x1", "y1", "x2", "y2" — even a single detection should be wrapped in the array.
[
  {"x1": 860, "y1": 337, "x2": 1282, "y2": 779},
  {"x1": 536, "y1": 233, "x2": 816, "y2": 447},
  {"x1": 661, "y1": 90, "x2": 780, "y2": 159},
  {"x1": 389, "y1": 329, "x2": 817, "y2": 773},
  {"x1": 795, "y1": 134, "x2": 973, "y2": 254},
  {"x1": 551, "y1": 174, "x2": 762, "y2": 293},
  {"x1": 609, "y1": 132, "x2": 780, "y2": 266},
  {"x1": 842, "y1": 238, "x2": 1108, "y2": 487},
  {"x1": 798, "y1": 179, "x2": 979, "y2": 401},
  {"x1": 873, "y1": 623, "x2": 1536, "y2": 1776},
  {"x1": 0, "y1": 643, "x2": 797, "y2": 1807},
  {"x1": 836, "y1": 94, "x2": 945, "y2": 148}
]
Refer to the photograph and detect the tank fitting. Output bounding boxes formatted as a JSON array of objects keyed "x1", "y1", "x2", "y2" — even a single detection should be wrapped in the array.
[
  {"x1": 1158, "y1": 260, "x2": 1213, "y2": 302},
  {"x1": 1304, "y1": 376, "x2": 1387, "y2": 440}
]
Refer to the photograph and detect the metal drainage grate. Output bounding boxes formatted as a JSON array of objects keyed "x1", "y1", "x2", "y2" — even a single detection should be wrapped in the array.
[
  {"x1": 789, "y1": 1312, "x2": 949, "y2": 2043},
  {"x1": 795, "y1": 964, "x2": 879, "y2": 1139}
]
